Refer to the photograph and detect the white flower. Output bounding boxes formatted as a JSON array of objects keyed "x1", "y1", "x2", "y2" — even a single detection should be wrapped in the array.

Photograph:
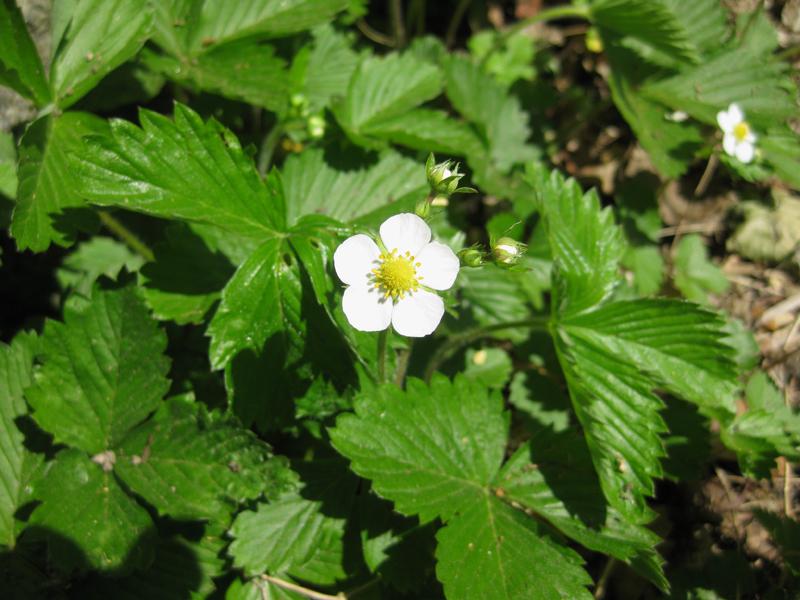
[
  {"x1": 716, "y1": 103, "x2": 757, "y2": 164},
  {"x1": 333, "y1": 213, "x2": 460, "y2": 337}
]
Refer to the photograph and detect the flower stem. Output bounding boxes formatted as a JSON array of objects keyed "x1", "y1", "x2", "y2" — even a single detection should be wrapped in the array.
[
  {"x1": 377, "y1": 329, "x2": 389, "y2": 384},
  {"x1": 389, "y1": 0, "x2": 406, "y2": 48},
  {"x1": 445, "y1": 0, "x2": 470, "y2": 49},
  {"x1": 501, "y1": 4, "x2": 590, "y2": 40},
  {"x1": 394, "y1": 341, "x2": 413, "y2": 387},
  {"x1": 98, "y1": 211, "x2": 154, "y2": 262},
  {"x1": 257, "y1": 122, "x2": 283, "y2": 176},
  {"x1": 423, "y1": 316, "x2": 550, "y2": 383},
  {"x1": 257, "y1": 574, "x2": 345, "y2": 600}
]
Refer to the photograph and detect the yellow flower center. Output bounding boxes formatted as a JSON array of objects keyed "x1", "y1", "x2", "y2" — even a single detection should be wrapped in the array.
[
  {"x1": 733, "y1": 121, "x2": 750, "y2": 142},
  {"x1": 372, "y1": 249, "x2": 423, "y2": 300}
]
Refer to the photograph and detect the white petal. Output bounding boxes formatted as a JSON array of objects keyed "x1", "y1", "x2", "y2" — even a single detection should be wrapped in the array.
[
  {"x1": 716, "y1": 109, "x2": 733, "y2": 132},
  {"x1": 334, "y1": 234, "x2": 380, "y2": 286},
  {"x1": 379, "y1": 213, "x2": 431, "y2": 257},
  {"x1": 727, "y1": 103, "x2": 744, "y2": 125},
  {"x1": 723, "y1": 132, "x2": 737, "y2": 157},
  {"x1": 391, "y1": 290, "x2": 444, "y2": 337},
  {"x1": 416, "y1": 241, "x2": 460, "y2": 291},
  {"x1": 735, "y1": 141, "x2": 755, "y2": 164},
  {"x1": 342, "y1": 284, "x2": 392, "y2": 332}
]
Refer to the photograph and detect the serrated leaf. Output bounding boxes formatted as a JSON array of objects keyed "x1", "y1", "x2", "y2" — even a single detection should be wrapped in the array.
[
  {"x1": 50, "y1": 0, "x2": 153, "y2": 109},
  {"x1": 435, "y1": 494, "x2": 593, "y2": 600},
  {"x1": 591, "y1": 0, "x2": 697, "y2": 66},
  {"x1": 0, "y1": 130, "x2": 16, "y2": 203},
  {"x1": 206, "y1": 238, "x2": 302, "y2": 370},
  {"x1": 496, "y1": 428, "x2": 667, "y2": 588},
  {"x1": 230, "y1": 459, "x2": 356, "y2": 581},
  {"x1": 641, "y1": 47, "x2": 796, "y2": 128},
  {"x1": 463, "y1": 348, "x2": 512, "y2": 390},
  {"x1": 141, "y1": 223, "x2": 233, "y2": 324},
  {"x1": 760, "y1": 129, "x2": 800, "y2": 191},
  {"x1": 622, "y1": 245, "x2": 665, "y2": 296},
  {"x1": 0, "y1": 333, "x2": 42, "y2": 548},
  {"x1": 329, "y1": 376, "x2": 508, "y2": 523},
  {"x1": 11, "y1": 112, "x2": 108, "y2": 252},
  {"x1": 57, "y1": 237, "x2": 144, "y2": 295},
  {"x1": 444, "y1": 55, "x2": 537, "y2": 172},
  {"x1": 116, "y1": 396, "x2": 292, "y2": 523},
  {"x1": 143, "y1": 40, "x2": 290, "y2": 112},
  {"x1": 25, "y1": 286, "x2": 170, "y2": 455},
  {"x1": 294, "y1": 25, "x2": 359, "y2": 112},
  {"x1": 334, "y1": 52, "x2": 442, "y2": 137},
  {"x1": 29, "y1": 448, "x2": 154, "y2": 573},
  {"x1": 281, "y1": 148, "x2": 426, "y2": 225},
  {"x1": 75, "y1": 102, "x2": 285, "y2": 241},
  {"x1": 673, "y1": 234, "x2": 729, "y2": 304},
  {"x1": 187, "y1": 0, "x2": 350, "y2": 50},
  {"x1": 660, "y1": 0, "x2": 728, "y2": 58},
  {"x1": 0, "y1": 0, "x2": 50, "y2": 105}
]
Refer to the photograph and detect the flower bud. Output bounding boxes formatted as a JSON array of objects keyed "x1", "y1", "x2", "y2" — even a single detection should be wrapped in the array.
[
  {"x1": 492, "y1": 237, "x2": 526, "y2": 267},
  {"x1": 426, "y1": 153, "x2": 468, "y2": 197},
  {"x1": 458, "y1": 246, "x2": 485, "y2": 268},
  {"x1": 307, "y1": 114, "x2": 326, "y2": 139},
  {"x1": 414, "y1": 197, "x2": 432, "y2": 219}
]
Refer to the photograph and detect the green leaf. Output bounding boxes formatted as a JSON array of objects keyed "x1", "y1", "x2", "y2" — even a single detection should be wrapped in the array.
[
  {"x1": 660, "y1": 0, "x2": 728, "y2": 58},
  {"x1": 29, "y1": 448, "x2": 154, "y2": 573},
  {"x1": 496, "y1": 428, "x2": 667, "y2": 588},
  {"x1": 641, "y1": 47, "x2": 796, "y2": 128},
  {"x1": 673, "y1": 234, "x2": 729, "y2": 304},
  {"x1": 591, "y1": 0, "x2": 697, "y2": 66},
  {"x1": 0, "y1": 333, "x2": 42, "y2": 548},
  {"x1": 141, "y1": 223, "x2": 233, "y2": 324},
  {"x1": 230, "y1": 459, "x2": 356, "y2": 580},
  {"x1": 11, "y1": 112, "x2": 108, "y2": 252},
  {"x1": 444, "y1": 55, "x2": 537, "y2": 172},
  {"x1": 334, "y1": 52, "x2": 442, "y2": 137},
  {"x1": 760, "y1": 129, "x2": 800, "y2": 191},
  {"x1": 463, "y1": 347, "x2": 513, "y2": 390},
  {"x1": 622, "y1": 245, "x2": 665, "y2": 296},
  {"x1": 115, "y1": 396, "x2": 292, "y2": 523},
  {"x1": 206, "y1": 238, "x2": 302, "y2": 370},
  {"x1": 50, "y1": 0, "x2": 153, "y2": 109},
  {"x1": 25, "y1": 286, "x2": 170, "y2": 455},
  {"x1": 329, "y1": 376, "x2": 508, "y2": 523},
  {"x1": 0, "y1": 0, "x2": 50, "y2": 104},
  {"x1": 0, "y1": 130, "x2": 16, "y2": 203},
  {"x1": 143, "y1": 40, "x2": 290, "y2": 112},
  {"x1": 281, "y1": 148, "x2": 426, "y2": 225},
  {"x1": 57, "y1": 237, "x2": 144, "y2": 296},
  {"x1": 75, "y1": 102, "x2": 285, "y2": 240},
  {"x1": 187, "y1": 0, "x2": 350, "y2": 50},
  {"x1": 293, "y1": 25, "x2": 359, "y2": 112},
  {"x1": 435, "y1": 495, "x2": 593, "y2": 600}
]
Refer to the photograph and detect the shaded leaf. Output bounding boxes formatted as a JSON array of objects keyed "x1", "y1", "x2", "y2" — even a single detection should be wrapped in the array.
[{"x1": 0, "y1": 0, "x2": 50, "y2": 105}]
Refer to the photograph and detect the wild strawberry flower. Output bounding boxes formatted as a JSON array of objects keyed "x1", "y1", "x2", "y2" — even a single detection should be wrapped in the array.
[
  {"x1": 716, "y1": 103, "x2": 757, "y2": 164},
  {"x1": 334, "y1": 213, "x2": 459, "y2": 337}
]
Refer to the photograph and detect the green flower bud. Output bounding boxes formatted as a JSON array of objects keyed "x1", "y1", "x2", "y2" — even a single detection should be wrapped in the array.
[
  {"x1": 458, "y1": 246, "x2": 485, "y2": 268},
  {"x1": 425, "y1": 153, "x2": 468, "y2": 197},
  {"x1": 307, "y1": 114, "x2": 326, "y2": 139},
  {"x1": 492, "y1": 237, "x2": 526, "y2": 266},
  {"x1": 414, "y1": 197, "x2": 432, "y2": 219}
]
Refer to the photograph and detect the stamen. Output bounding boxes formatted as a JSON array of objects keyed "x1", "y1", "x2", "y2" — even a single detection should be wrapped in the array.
[{"x1": 371, "y1": 247, "x2": 421, "y2": 301}]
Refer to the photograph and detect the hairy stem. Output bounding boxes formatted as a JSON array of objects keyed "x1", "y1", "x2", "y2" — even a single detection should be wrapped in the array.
[
  {"x1": 257, "y1": 575, "x2": 345, "y2": 600},
  {"x1": 377, "y1": 329, "x2": 389, "y2": 384},
  {"x1": 394, "y1": 340, "x2": 413, "y2": 387},
  {"x1": 257, "y1": 122, "x2": 283, "y2": 176},
  {"x1": 98, "y1": 211, "x2": 155, "y2": 262},
  {"x1": 424, "y1": 316, "x2": 550, "y2": 382},
  {"x1": 445, "y1": 0, "x2": 470, "y2": 48},
  {"x1": 389, "y1": 0, "x2": 406, "y2": 47}
]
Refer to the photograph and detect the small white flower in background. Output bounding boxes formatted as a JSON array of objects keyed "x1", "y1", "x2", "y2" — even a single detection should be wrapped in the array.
[
  {"x1": 334, "y1": 213, "x2": 459, "y2": 337},
  {"x1": 717, "y1": 103, "x2": 757, "y2": 164}
]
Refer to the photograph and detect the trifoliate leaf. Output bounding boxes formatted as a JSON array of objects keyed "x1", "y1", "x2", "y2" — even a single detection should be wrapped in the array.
[
  {"x1": 280, "y1": 148, "x2": 426, "y2": 226},
  {"x1": 496, "y1": 428, "x2": 667, "y2": 589},
  {"x1": 444, "y1": 55, "x2": 537, "y2": 172},
  {"x1": 11, "y1": 112, "x2": 108, "y2": 252},
  {"x1": 673, "y1": 234, "x2": 729, "y2": 304},
  {"x1": 50, "y1": 0, "x2": 154, "y2": 109},
  {"x1": 0, "y1": 0, "x2": 50, "y2": 105},
  {"x1": 206, "y1": 238, "x2": 302, "y2": 370},
  {"x1": 593, "y1": 0, "x2": 698, "y2": 67},
  {"x1": 25, "y1": 286, "x2": 170, "y2": 455},
  {"x1": 56, "y1": 237, "x2": 144, "y2": 296},
  {"x1": 641, "y1": 47, "x2": 796, "y2": 128},
  {"x1": 29, "y1": 449, "x2": 154, "y2": 573},
  {"x1": 534, "y1": 166, "x2": 738, "y2": 522},
  {"x1": 115, "y1": 396, "x2": 292, "y2": 523},
  {"x1": 141, "y1": 223, "x2": 233, "y2": 325},
  {"x1": 0, "y1": 333, "x2": 42, "y2": 548},
  {"x1": 78, "y1": 532, "x2": 227, "y2": 599},
  {"x1": 143, "y1": 40, "x2": 290, "y2": 113},
  {"x1": 229, "y1": 459, "x2": 356, "y2": 580},
  {"x1": 75, "y1": 103, "x2": 286, "y2": 241},
  {"x1": 329, "y1": 376, "x2": 508, "y2": 523},
  {"x1": 334, "y1": 52, "x2": 442, "y2": 139},
  {"x1": 186, "y1": 0, "x2": 350, "y2": 51},
  {"x1": 435, "y1": 495, "x2": 593, "y2": 600}
]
